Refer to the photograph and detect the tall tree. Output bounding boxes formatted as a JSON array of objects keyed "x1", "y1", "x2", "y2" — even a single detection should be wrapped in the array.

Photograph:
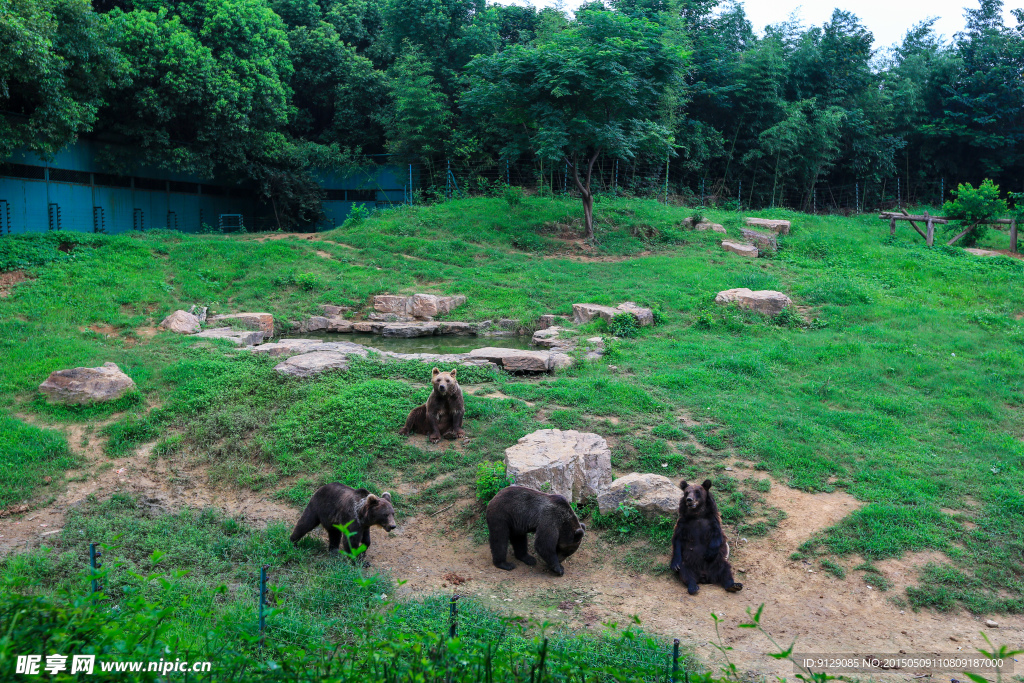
[{"x1": 463, "y1": 9, "x2": 685, "y2": 239}]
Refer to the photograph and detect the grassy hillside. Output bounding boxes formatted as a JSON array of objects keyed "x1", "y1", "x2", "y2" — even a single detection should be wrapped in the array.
[{"x1": 1, "y1": 194, "x2": 1022, "y2": 628}]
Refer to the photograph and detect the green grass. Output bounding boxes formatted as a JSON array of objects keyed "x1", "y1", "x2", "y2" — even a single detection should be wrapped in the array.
[
  {"x1": 0, "y1": 413, "x2": 79, "y2": 506},
  {"x1": 1, "y1": 194, "x2": 1022, "y2": 616}
]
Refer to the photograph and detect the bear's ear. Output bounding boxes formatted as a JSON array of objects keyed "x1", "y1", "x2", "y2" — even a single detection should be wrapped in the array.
[
  {"x1": 431, "y1": 367, "x2": 440, "y2": 376},
  {"x1": 679, "y1": 480, "x2": 689, "y2": 491},
  {"x1": 702, "y1": 479, "x2": 713, "y2": 491},
  {"x1": 449, "y1": 368, "x2": 457, "y2": 378},
  {"x1": 381, "y1": 492, "x2": 392, "y2": 503},
  {"x1": 573, "y1": 528, "x2": 585, "y2": 542},
  {"x1": 365, "y1": 494, "x2": 380, "y2": 507}
]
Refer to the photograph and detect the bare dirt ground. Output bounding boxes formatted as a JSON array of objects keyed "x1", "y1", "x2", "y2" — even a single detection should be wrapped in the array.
[
  {"x1": 3, "y1": 421, "x2": 1020, "y2": 680},
  {"x1": 0, "y1": 269, "x2": 31, "y2": 298}
]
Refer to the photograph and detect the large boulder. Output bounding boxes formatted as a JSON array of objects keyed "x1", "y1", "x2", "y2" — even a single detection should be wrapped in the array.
[
  {"x1": 193, "y1": 327, "x2": 265, "y2": 346},
  {"x1": 39, "y1": 362, "x2": 136, "y2": 404},
  {"x1": 274, "y1": 351, "x2": 351, "y2": 377},
  {"x1": 352, "y1": 321, "x2": 385, "y2": 333},
  {"x1": 301, "y1": 316, "x2": 330, "y2": 332},
  {"x1": 468, "y1": 347, "x2": 556, "y2": 372},
  {"x1": 207, "y1": 312, "x2": 274, "y2": 338},
  {"x1": 381, "y1": 321, "x2": 439, "y2": 337},
  {"x1": 160, "y1": 310, "x2": 201, "y2": 334},
  {"x1": 504, "y1": 429, "x2": 612, "y2": 502},
  {"x1": 740, "y1": 228, "x2": 778, "y2": 252},
  {"x1": 597, "y1": 473, "x2": 682, "y2": 517},
  {"x1": 327, "y1": 317, "x2": 353, "y2": 333},
  {"x1": 617, "y1": 302, "x2": 654, "y2": 326},
  {"x1": 438, "y1": 321, "x2": 476, "y2": 335},
  {"x1": 572, "y1": 303, "x2": 621, "y2": 325},
  {"x1": 745, "y1": 217, "x2": 791, "y2": 235},
  {"x1": 373, "y1": 293, "x2": 467, "y2": 318},
  {"x1": 532, "y1": 326, "x2": 564, "y2": 348},
  {"x1": 373, "y1": 295, "x2": 408, "y2": 315},
  {"x1": 715, "y1": 288, "x2": 792, "y2": 315},
  {"x1": 721, "y1": 240, "x2": 758, "y2": 258}
]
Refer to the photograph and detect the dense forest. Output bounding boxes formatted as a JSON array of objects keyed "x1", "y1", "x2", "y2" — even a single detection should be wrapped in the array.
[{"x1": 2, "y1": 0, "x2": 1023, "y2": 220}]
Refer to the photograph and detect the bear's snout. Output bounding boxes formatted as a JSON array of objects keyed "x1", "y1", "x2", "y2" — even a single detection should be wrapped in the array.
[
  {"x1": 384, "y1": 520, "x2": 396, "y2": 532},
  {"x1": 435, "y1": 382, "x2": 448, "y2": 394}
]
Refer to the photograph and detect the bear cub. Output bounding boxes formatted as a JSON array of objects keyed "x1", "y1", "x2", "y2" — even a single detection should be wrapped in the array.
[
  {"x1": 670, "y1": 479, "x2": 742, "y2": 595},
  {"x1": 486, "y1": 485, "x2": 585, "y2": 577},
  {"x1": 399, "y1": 367, "x2": 465, "y2": 444},
  {"x1": 290, "y1": 483, "x2": 397, "y2": 559}
]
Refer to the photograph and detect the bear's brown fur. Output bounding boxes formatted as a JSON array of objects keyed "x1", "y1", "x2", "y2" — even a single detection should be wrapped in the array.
[
  {"x1": 486, "y1": 485, "x2": 585, "y2": 576},
  {"x1": 670, "y1": 479, "x2": 742, "y2": 595},
  {"x1": 290, "y1": 483, "x2": 397, "y2": 558},
  {"x1": 398, "y1": 367, "x2": 465, "y2": 443}
]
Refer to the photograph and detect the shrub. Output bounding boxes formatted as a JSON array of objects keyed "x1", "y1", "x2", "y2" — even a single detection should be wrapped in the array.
[
  {"x1": 609, "y1": 313, "x2": 640, "y2": 338},
  {"x1": 475, "y1": 461, "x2": 511, "y2": 503},
  {"x1": 293, "y1": 272, "x2": 323, "y2": 291},
  {"x1": 503, "y1": 185, "x2": 524, "y2": 211},
  {"x1": 941, "y1": 179, "x2": 1007, "y2": 247},
  {"x1": 343, "y1": 203, "x2": 372, "y2": 227}
]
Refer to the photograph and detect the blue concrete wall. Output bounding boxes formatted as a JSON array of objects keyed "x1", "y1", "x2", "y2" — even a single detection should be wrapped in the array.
[{"x1": 1, "y1": 142, "x2": 413, "y2": 235}]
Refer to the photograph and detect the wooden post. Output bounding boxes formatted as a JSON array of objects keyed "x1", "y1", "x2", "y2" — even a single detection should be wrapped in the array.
[
  {"x1": 901, "y1": 208, "x2": 927, "y2": 239},
  {"x1": 926, "y1": 214, "x2": 934, "y2": 246},
  {"x1": 1011, "y1": 218, "x2": 1018, "y2": 253},
  {"x1": 890, "y1": 217, "x2": 896, "y2": 237}
]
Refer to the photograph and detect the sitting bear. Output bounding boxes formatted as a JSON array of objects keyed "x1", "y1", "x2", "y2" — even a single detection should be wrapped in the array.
[
  {"x1": 290, "y1": 483, "x2": 397, "y2": 559},
  {"x1": 399, "y1": 367, "x2": 465, "y2": 443},
  {"x1": 670, "y1": 479, "x2": 742, "y2": 595},
  {"x1": 486, "y1": 485, "x2": 585, "y2": 576}
]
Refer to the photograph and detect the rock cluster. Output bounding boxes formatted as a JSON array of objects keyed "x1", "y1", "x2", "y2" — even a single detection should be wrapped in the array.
[
  {"x1": 207, "y1": 312, "x2": 274, "y2": 338},
  {"x1": 39, "y1": 362, "x2": 136, "y2": 404},
  {"x1": 252, "y1": 339, "x2": 496, "y2": 377},
  {"x1": 745, "y1": 217, "x2": 791, "y2": 235},
  {"x1": 504, "y1": 430, "x2": 612, "y2": 502},
  {"x1": 572, "y1": 301, "x2": 654, "y2": 326},
  {"x1": 714, "y1": 288, "x2": 792, "y2": 315},
  {"x1": 740, "y1": 228, "x2": 778, "y2": 252},
  {"x1": 374, "y1": 293, "x2": 466, "y2": 319},
  {"x1": 468, "y1": 347, "x2": 572, "y2": 372},
  {"x1": 193, "y1": 327, "x2": 265, "y2": 346}
]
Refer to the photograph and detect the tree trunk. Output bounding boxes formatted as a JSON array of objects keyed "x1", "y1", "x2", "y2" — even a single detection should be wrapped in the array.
[{"x1": 569, "y1": 149, "x2": 601, "y2": 241}]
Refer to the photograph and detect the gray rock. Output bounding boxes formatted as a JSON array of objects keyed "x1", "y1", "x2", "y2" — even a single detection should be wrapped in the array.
[
  {"x1": 207, "y1": 312, "x2": 274, "y2": 338},
  {"x1": 373, "y1": 293, "x2": 467, "y2": 318},
  {"x1": 469, "y1": 347, "x2": 553, "y2": 372},
  {"x1": 39, "y1": 362, "x2": 136, "y2": 404},
  {"x1": 319, "y1": 304, "x2": 351, "y2": 316},
  {"x1": 985, "y1": 619, "x2": 998, "y2": 628},
  {"x1": 383, "y1": 351, "x2": 496, "y2": 369},
  {"x1": 193, "y1": 327, "x2": 265, "y2": 346},
  {"x1": 373, "y1": 295, "x2": 408, "y2": 314},
  {"x1": 187, "y1": 305, "x2": 208, "y2": 322},
  {"x1": 438, "y1": 321, "x2": 476, "y2": 335},
  {"x1": 537, "y1": 314, "x2": 564, "y2": 327},
  {"x1": 160, "y1": 310, "x2": 201, "y2": 334},
  {"x1": 504, "y1": 429, "x2": 612, "y2": 503},
  {"x1": 617, "y1": 302, "x2": 654, "y2": 326},
  {"x1": 274, "y1": 351, "x2": 351, "y2": 377},
  {"x1": 367, "y1": 312, "x2": 418, "y2": 322},
  {"x1": 251, "y1": 339, "x2": 324, "y2": 357},
  {"x1": 302, "y1": 316, "x2": 330, "y2": 332},
  {"x1": 740, "y1": 228, "x2": 778, "y2": 252},
  {"x1": 597, "y1": 473, "x2": 682, "y2": 517},
  {"x1": 572, "y1": 303, "x2": 621, "y2": 325},
  {"x1": 714, "y1": 288, "x2": 792, "y2": 315},
  {"x1": 381, "y1": 321, "x2": 439, "y2": 337},
  {"x1": 549, "y1": 352, "x2": 574, "y2": 370},
  {"x1": 745, "y1": 217, "x2": 791, "y2": 235},
  {"x1": 721, "y1": 240, "x2": 759, "y2": 258},
  {"x1": 532, "y1": 326, "x2": 564, "y2": 348},
  {"x1": 353, "y1": 321, "x2": 385, "y2": 333},
  {"x1": 327, "y1": 317, "x2": 353, "y2": 333}
]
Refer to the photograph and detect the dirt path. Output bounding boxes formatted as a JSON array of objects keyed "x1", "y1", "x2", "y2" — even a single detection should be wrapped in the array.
[{"x1": 4, "y1": 421, "x2": 1020, "y2": 679}]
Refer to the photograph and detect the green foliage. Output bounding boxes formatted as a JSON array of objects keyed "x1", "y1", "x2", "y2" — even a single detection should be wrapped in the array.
[
  {"x1": 503, "y1": 184, "x2": 524, "y2": 211},
  {"x1": 0, "y1": 413, "x2": 78, "y2": 506},
  {"x1": 343, "y1": 203, "x2": 372, "y2": 226},
  {"x1": 942, "y1": 180, "x2": 1008, "y2": 247},
  {"x1": 475, "y1": 461, "x2": 511, "y2": 503},
  {"x1": 819, "y1": 558, "x2": 846, "y2": 579},
  {"x1": 609, "y1": 313, "x2": 640, "y2": 338}
]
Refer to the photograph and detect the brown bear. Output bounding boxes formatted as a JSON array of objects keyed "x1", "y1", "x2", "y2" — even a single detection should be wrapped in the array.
[
  {"x1": 290, "y1": 483, "x2": 397, "y2": 559},
  {"x1": 670, "y1": 479, "x2": 742, "y2": 595},
  {"x1": 486, "y1": 485, "x2": 585, "y2": 576},
  {"x1": 398, "y1": 367, "x2": 465, "y2": 443}
]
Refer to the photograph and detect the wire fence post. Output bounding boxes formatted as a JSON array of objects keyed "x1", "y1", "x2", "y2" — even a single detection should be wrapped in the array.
[
  {"x1": 701, "y1": 178, "x2": 705, "y2": 207},
  {"x1": 259, "y1": 564, "x2": 269, "y2": 648},
  {"x1": 563, "y1": 162, "x2": 568, "y2": 195},
  {"x1": 664, "y1": 154, "x2": 670, "y2": 204},
  {"x1": 671, "y1": 638, "x2": 680, "y2": 682},
  {"x1": 446, "y1": 159, "x2": 451, "y2": 200},
  {"x1": 89, "y1": 543, "x2": 102, "y2": 596},
  {"x1": 505, "y1": 159, "x2": 510, "y2": 186},
  {"x1": 448, "y1": 594, "x2": 460, "y2": 639},
  {"x1": 940, "y1": 177, "x2": 944, "y2": 205},
  {"x1": 737, "y1": 180, "x2": 742, "y2": 210},
  {"x1": 813, "y1": 187, "x2": 817, "y2": 214},
  {"x1": 855, "y1": 181, "x2": 860, "y2": 214},
  {"x1": 614, "y1": 159, "x2": 618, "y2": 193},
  {"x1": 409, "y1": 165, "x2": 413, "y2": 205},
  {"x1": 897, "y1": 177, "x2": 901, "y2": 209}
]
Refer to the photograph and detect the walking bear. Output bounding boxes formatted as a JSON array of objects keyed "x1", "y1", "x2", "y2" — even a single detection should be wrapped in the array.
[
  {"x1": 486, "y1": 485, "x2": 585, "y2": 576},
  {"x1": 670, "y1": 479, "x2": 742, "y2": 595},
  {"x1": 290, "y1": 483, "x2": 397, "y2": 559},
  {"x1": 399, "y1": 367, "x2": 465, "y2": 443}
]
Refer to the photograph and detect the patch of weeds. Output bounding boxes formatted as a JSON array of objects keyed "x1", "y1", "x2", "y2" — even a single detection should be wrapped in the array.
[
  {"x1": 734, "y1": 271, "x2": 780, "y2": 291},
  {"x1": 820, "y1": 558, "x2": 847, "y2": 579},
  {"x1": 751, "y1": 478, "x2": 771, "y2": 492},
  {"x1": 687, "y1": 425, "x2": 726, "y2": 450},
  {"x1": 293, "y1": 272, "x2": 324, "y2": 291},
  {"x1": 475, "y1": 461, "x2": 511, "y2": 503},
  {"x1": 609, "y1": 313, "x2": 640, "y2": 338},
  {"x1": 29, "y1": 391, "x2": 144, "y2": 421},
  {"x1": 0, "y1": 413, "x2": 79, "y2": 506},
  {"x1": 864, "y1": 572, "x2": 893, "y2": 591},
  {"x1": 153, "y1": 434, "x2": 184, "y2": 457},
  {"x1": 801, "y1": 277, "x2": 870, "y2": 305},
  {"x1": 651, "y1": 423, "x2": 686, "y2": 440},
  {"x1": 103, "y1": 415, "x2": 159, "y2": 456},
  {"x1": 548, "y1": 409, "x2": 584, "y2": 430}
]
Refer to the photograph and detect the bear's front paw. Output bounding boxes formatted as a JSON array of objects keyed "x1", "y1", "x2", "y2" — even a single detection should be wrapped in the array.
[
  {"x1": 496, "y1": 562, "x2": 515, "y2": 571},
  {"x1": 455, "y1": 429, "x2": 466, "y2": 438},
  {"x1": 442, "y1": 430, "x2": 457, "y2": 439},
  {"x1": 724, "y1": 582, "x2": 743, "y2": 593},
  {"x1": 430, "y1": 433, "x2": 441, "y2": 443},
  {"x1": 398, "y1": 427, "x2": 409, "y2": 436},
  {"x1": 687, "y1": 583, "x2": 699, "y2": 595},
  {"x1": 551, "y1": 565, "x2": 565, "y2": 577},
  {"x1": 521, "y1": 555, "x2": 537, "y2": 566},
  {"x1": 670, "y1": 561, "x2": 681, "y2": 572}
]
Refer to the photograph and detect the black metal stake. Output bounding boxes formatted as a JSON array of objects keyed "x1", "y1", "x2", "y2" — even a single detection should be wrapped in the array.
[
  {"x1": 449, "y1": 594, "x2": 460, "y2": 639},
  {"x1": 259, "y1": 565, "x2": 269, "y2": 648},
  {"x1": 89, "y1": 543, "x2": 102, "y2": 595},
  {"x1": 672, "y1": 638, "x2": 680, "y2": 682}
]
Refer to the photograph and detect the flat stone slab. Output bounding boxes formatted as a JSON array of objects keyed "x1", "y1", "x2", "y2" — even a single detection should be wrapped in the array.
[
  {"x1": 193, "y1": 327, "x2": 265, "y2": 346},
  {"x1": 319, "y1": 304, "x2": 352, "y2": 316},
  {"x1": 382, "y1": 351, "x2": 495, "y2": 369},
  {"x1": 207, "y1": 312, "x2": 274, "y2": 338},
  {"x1": 532, "y1": 326, "x2": 564, "y2": 348},
  {"x1": 254, "y1": 339, "x2": 496, "y2": 373},
  {"x1": 327, "y1": 317, "x2": 353, "y2": 332},
  {"x1": 504, "y1": 429, "x2": 612, "y2": 503},
  {"x1": 745, "y1": 217, "x2": 791, "y2": 235},
  {"x1": 39, "y1": 362, "x2": 136, "y2": 404},
  {"x1": 715, "y1": 288, "x2": 792, "y2": 315},
  {"x1": 721, "y1": 240, "x2": 758, "y2": 258},
  {"x1": 597, "y1": 472, "x2": 682, "y2": 517},
  {"x1": 696, "y1": 222, "x2": 726, "y2": 233},
  {"x1": 438, "y1": 321, "x2": 476, "y2": 335},
  {"x1": 468, "y1": 347, "x2": 561, "y2": 372},
  {"x1": 160, "y1": 310, "x2": 200, "y2": 334},
  {"x1": 353, "y1": 321, "x2": 384, "y2": 333},
  {"x1": 373, "y1": 293, "x2": 467, "y2": 318},
  {"x1": 253, "y1": 339, "x2": 370, "y2": 358},
  {"x1": 381, "y1": 321, "x2": 439, "y2": 338},
  {"x1": 740, "y1": 228, "x2": 778, "y2": 252},
  {"x1": 275, "y1": 351, "x2": 352, "y2": 377}
]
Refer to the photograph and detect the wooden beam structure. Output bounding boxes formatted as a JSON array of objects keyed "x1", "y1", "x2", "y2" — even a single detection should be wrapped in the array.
[{"x1": 878, "y1": 213, "x2": 1017, "y2": 252}]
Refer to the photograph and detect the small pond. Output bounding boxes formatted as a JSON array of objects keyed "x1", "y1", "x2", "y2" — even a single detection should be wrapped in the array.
[{"x1": 280, "y1": 331, "x2": 535, "y2": 354}]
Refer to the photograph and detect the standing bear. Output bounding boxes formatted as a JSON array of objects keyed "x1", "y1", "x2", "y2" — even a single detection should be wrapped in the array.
[
  {"x1": 486, "y1": 485, "x2": 585, "y2": 576},
  {"x1": 290, "y1": 483, "x2": 397, "y2": 559},
  {"x1": 670, "y1": 479, "x2": 742, "y2": 595},
  {"x1": 399, "y1": 367, "x2": 465, "y2": 443}
]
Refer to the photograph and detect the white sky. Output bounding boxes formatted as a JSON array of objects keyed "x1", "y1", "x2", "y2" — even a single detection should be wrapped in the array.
[{"x1": 494, "y1": 0, "x2": 1022, "y2": 50}]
